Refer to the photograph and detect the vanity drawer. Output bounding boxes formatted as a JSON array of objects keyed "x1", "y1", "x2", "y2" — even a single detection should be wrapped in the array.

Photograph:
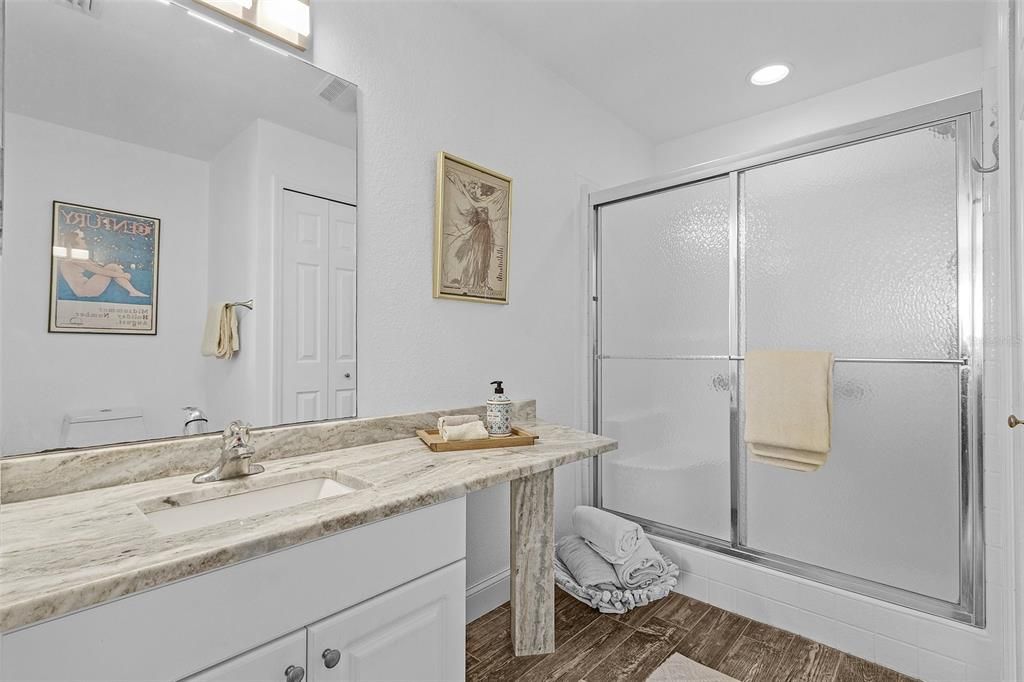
[{"x1": 0, "y1": 498, "x2": 466, "y2": 682}]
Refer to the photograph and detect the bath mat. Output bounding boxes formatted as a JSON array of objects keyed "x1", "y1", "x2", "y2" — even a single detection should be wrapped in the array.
[{"x1": 646, "y1": 653, "x2": 741, "y2": 681}]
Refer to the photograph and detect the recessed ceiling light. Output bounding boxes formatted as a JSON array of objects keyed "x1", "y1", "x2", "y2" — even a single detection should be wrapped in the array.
[{"x1": 749, "y1": 63, "x2": 791, "y2": 86}]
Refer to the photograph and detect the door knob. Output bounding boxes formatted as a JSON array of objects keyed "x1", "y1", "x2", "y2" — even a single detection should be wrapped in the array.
[
  {"x1": 1010, "y1": 415, "x2": 1022, "y2": 428},
  {"x1": 322, "y1": 648, "x2": 342, "y2": 668},
  {"x1": 284, "y1": 665, "x2": 305, "y2": 682}
]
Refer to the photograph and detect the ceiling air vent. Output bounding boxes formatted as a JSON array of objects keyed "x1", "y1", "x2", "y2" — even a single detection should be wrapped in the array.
[{"x1": 316, "y1": 76, "x2": 355, "y2": 113}]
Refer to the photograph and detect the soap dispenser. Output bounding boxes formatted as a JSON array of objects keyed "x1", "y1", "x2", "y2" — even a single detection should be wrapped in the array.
[{"x1": 486, "y1": 380, "x2": 513, "y2": 437}]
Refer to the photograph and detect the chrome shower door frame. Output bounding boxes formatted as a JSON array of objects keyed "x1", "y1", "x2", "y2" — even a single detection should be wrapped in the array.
[{"x1": 589, "y1": 91, "x2": 985, "y2": 626}]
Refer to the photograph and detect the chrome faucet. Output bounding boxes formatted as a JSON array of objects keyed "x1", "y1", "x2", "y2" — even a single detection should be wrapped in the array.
[
  {"x1": 193, "y1": 420, "x2": 265, "y2": 484},
  {"x1": 182, "y1": 406, "x2": 209, "y2": 436}
]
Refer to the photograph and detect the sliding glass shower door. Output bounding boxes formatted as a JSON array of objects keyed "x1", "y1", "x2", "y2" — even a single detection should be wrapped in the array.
[
  {"x1": 593, "y1": 98, "x2": 982, "y2": 624},
  {"x1": 599, "y1": 177, "x2": 732, "y2": 540},
  {"x1": 740, "y1": 125, "x2": 964, "y2": 603}
]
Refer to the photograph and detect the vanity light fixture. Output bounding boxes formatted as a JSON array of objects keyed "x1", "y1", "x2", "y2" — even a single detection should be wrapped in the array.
[
  {"x1": 194, "y1": 0, "x2": 311, "y2": 50},
  {"x1": 261, "y1": 0, "x2": 310, "y2": 37},
  {"x1": 748, "y1": 63, "x2": 791, "y2": 86}
]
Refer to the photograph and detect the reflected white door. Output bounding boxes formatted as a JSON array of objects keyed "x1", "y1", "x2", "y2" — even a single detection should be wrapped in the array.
[
  {"x1": 328, "y1": 202, "x2": 357, "y2": 419},
  {"x1": 281, "y1": 190, "x2": 357, "y2": 423}
]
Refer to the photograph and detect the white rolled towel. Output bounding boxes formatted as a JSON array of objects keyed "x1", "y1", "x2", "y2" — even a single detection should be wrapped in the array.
[
  {"x1": 572, "y1": 506, "x2": 643, "y2": 565},
  {"x1": 613, "y1": 537, "x2": 673, "y2": 589},
  {"x1": 441, "y1": 420, "x2": 489, "y2": 441},
  {"x1": 437, "y1": 414, "x2": 481, "y2": 431}
]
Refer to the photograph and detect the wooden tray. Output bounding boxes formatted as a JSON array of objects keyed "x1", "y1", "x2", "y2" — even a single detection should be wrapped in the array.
[{"x1": 416, "y1": 426, "x2": 538, "y2": 452}]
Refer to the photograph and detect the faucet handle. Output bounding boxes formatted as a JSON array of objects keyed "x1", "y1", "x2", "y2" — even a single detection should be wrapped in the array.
[{"x1": 223, "y1": 419, "x2": 253, "y2": 446}]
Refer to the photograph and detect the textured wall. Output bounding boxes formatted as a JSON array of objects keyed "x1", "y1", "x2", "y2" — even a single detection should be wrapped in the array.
[{"x1": 308, "y1": 0, "x2": 654, "y2": 605}]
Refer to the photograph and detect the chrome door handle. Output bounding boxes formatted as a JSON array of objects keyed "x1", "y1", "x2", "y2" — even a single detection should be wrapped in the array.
[{"x1": 1009, "y1": 414, "x2": 1022, "y2": 428}]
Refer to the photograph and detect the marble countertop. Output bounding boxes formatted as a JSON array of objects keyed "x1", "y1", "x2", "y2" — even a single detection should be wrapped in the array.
[{"x1": 0, "y1": 421, "x2": 616, "y2": 633}]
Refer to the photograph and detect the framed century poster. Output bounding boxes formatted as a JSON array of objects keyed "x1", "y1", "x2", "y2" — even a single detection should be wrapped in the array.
[
  {"x1": 433, "y1": 152, "x2": 512, "y2": 304},
  {"x1": 49, "y1": 201, "x2": 160, "y2": 334}
]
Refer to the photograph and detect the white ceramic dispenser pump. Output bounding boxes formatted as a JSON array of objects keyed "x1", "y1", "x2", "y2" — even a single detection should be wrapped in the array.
[{"x1": 486, "y1": 380, "x2": 513, "y2": 437}]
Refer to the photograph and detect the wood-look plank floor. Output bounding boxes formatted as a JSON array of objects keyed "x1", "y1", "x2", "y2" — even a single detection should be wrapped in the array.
[{"x1": 466, "y1": 591, "x2": 918, "y2": 682}]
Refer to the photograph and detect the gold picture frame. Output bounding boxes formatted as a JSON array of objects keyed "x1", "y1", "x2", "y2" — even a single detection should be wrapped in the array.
[{"x1": 433, "y1": 152, "x2": 512, "y2": 304}]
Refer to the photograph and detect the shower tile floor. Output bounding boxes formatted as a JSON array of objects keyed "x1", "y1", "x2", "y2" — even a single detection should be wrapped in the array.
[{"x1": 466, "y1": 589, "x2": 917, "y2": 681}]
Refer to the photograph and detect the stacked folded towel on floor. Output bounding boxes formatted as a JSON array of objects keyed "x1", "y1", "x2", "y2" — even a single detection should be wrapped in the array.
[{"x1": 554, "y1": 506, "x2": 679, "y2": 614}]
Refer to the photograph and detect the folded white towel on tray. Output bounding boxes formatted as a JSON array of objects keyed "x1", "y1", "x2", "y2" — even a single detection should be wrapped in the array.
[
  {"x1": 437, "y1": 414, "x2": 481, "y2": 431},
  {"x1": 572, "y1": 505, "x2": 643, "y2": 564},
  {"x1": 440, "y1": 420, "x2": 488, "y2": 442}
]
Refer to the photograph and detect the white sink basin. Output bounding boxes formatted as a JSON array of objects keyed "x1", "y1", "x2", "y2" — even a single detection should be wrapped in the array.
[{"x1": 144, "y1": 478, "x2": 357, "y2": 535}]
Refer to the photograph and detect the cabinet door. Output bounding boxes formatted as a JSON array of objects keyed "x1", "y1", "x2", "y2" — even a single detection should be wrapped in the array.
[
  {"x1": 184, "y1": 629, "x2": 307, "y2": 682},
  {"x1": 307, "y1": 561, "x2": 465, "y2": 682}
]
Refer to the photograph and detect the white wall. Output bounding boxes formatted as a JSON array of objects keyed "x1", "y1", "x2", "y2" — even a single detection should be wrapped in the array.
[
  {"x1": 205, "y1": 119, "x2": 356, "y2": 431},
  {"x1": 1, "y1": 114, "x2": 210, "y2": 454},
  {"x1": 655, "y1": 49, "x2": 984, "y2": 174},
  {"x1": 206, "y1": 121, "x2": 260, "y2": 431},
  {"x1": 308, "y1": 0, "x2": 655, "y2": 615}
]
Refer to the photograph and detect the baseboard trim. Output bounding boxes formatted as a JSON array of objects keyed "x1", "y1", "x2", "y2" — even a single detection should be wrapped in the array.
[{"x1": 465, "y1": 568, "x2": 510, "y2": 623}]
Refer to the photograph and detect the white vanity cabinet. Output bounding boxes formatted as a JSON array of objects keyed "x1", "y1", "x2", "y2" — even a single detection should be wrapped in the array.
[
  {"x1": 0, "y1": 499, "x2": 466, "y2": 682},
  {"x1": 306, "y1": 561, "x2": 464, "y2": 682},
  {"x1": 186, "y1": 563, "x2": 465, "y2": 682}
]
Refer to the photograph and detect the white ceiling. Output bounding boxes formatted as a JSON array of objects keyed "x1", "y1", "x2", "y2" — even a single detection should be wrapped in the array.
[
  {"x1": 457, "y1": 0, "x2": 987, "y2": 143},
  {"x1": 6, "y1": 0, "x2": 356, "y2": 161}
]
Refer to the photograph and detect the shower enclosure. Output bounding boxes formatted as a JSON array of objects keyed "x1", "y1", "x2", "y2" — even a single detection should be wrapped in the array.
[{"x1": 589, "y1": 92, "x2": 984, "y2": 625}]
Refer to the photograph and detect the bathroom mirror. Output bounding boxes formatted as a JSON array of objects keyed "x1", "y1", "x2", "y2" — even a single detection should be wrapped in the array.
[{"x1": 0, "y1": 0, "x2": 358, "y2": 456}]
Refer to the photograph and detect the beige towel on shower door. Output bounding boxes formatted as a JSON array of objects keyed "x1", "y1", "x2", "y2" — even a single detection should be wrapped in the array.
[
  {"x1": 201, "y1": 303, "x2": 240, "y2": 360},
  {"x1": 744, "y1": 350, "x2": 833, "y2": 472}
]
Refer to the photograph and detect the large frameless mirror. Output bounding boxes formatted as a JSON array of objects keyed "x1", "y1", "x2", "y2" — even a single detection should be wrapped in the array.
[{"x1": 1, "y1": 0, "x2": 358, "y2": 456}]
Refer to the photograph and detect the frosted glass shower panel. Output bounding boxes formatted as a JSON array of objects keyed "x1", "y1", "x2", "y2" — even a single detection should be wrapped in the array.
[
  {"x1": 600, "y1": 178, "x2": 731, "y2": 356},
  {"x1": 601, "y1": 359, "x2": 731, "y2": 539},
  {"x1": 742, "y1": 123, "x2": 959, "y2": 359},
  {"x1": 745, "y1": 362, "x2": 962, "y2": 601}
]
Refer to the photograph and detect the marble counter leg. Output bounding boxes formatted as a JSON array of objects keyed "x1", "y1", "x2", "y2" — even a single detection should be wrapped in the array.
[{"x1": 509, "y1": 468, "x2": 555, "y2": 656}]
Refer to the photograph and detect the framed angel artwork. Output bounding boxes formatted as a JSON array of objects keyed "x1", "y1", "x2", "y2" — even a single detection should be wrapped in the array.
[{"x1": 433, "y1": 152, "x2": 512, "y2": 304}]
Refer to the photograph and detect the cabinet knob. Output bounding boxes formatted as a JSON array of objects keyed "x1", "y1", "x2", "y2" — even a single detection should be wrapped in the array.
[
  {"x1": 322, "y1": 648, "x2": 342, "y2": 669},
  {"x1": 344, "y1": 372, "x2": 351, "y2": 379},
  {"x1": 1010, "y1": 414, "x2": 1022, "y2": 428},
  {"x1": 284, "y1": 665, "x2": 305, "y2": 682}
]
